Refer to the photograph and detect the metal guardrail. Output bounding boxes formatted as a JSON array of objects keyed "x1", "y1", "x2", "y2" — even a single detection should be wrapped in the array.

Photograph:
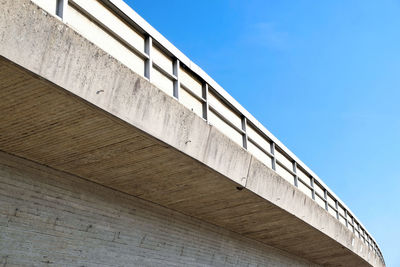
[{"x1": 34, "y1": 0, "x2": 384, "y2": 263}]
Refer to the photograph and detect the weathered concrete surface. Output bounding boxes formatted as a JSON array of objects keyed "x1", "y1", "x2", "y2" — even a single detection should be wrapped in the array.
[
  {"x1": 0, "y1": 151, "x2": 319, "y2": 266},
  {"x1": 0, "y1": 0, "x2": 384, "y2": 266}
]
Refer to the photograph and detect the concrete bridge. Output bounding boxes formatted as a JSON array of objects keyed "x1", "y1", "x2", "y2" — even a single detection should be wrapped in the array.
[{"x1": 0, "y1": 0, "x2": 384, "y2": 266}]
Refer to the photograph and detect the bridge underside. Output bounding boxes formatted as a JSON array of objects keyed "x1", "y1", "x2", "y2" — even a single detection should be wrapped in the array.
[{"x1": 0, "y1": 56, "x2": 368, "y2": 266}]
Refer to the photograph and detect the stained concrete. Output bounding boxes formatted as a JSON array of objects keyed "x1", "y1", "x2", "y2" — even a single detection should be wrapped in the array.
[{"x1": 0, "y1": 0, "x2": 384, "y2": 266}]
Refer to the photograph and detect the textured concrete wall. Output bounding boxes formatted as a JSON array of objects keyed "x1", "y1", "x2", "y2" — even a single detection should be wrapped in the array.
[{"x1": 0, "y1": 152, "x2": 318, "y2": 267}]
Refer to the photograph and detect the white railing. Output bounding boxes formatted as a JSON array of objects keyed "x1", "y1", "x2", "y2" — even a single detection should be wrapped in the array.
[{"x1": 32, "y1": 0, "x2": 384, "y2": 263}]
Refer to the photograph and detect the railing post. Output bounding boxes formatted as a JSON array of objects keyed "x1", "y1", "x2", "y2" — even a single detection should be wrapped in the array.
[
  {"x1": 202, "y1": 83, "x2": 209, "y2": 122},
  {"x1": 335, "y1": 200, "x2": 339, "y2": 219},
  {"x1": 242, "y1": 117, "x2": 248, "y2": 149},
  {"x1": 293, "y1": 162, "x2": 298, "y2": 187},
  {"x1": 324, "y1": 189, "x2": 328, "y2": 211},
  {"x1": 56, "y1": 0, "x2": 68, "y2": 21},
  {"x1": 310, "y1": 177, "x2": 316, "y2": 200},
  {"x1": 144, "y1": 36, "x2": 152, "y2": 80},
  {"x1": 173, "y1": 59, "x2": 180, "y2": 99},
  {"x1": 271, "y1": 142, "x2": 276, "y2": 171}
]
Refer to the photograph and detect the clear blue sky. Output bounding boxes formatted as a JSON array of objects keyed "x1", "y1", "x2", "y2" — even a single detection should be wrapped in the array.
[{"x1": 127, "y1": 1, "x2": 400, "y2": 265}]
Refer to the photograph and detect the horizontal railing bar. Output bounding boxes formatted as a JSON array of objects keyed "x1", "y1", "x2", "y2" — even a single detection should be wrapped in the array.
[
  {"x1": 246, "y1": 120, "x2": 274, "y2": 144},
  {"x1": 297, "y1": 177, "x2": 314, "y2": 191},
  {"x1": 328, "y1": 203, "x2": 338, "y2": 212},
  {"x1": 274, "y1": 146, "x2": 295, "y2": 166},
  {"x1": 204, "y1": 84, "x2": 252, "y2": 126},
  {"x1": 314, "y1": 191, "x2": 327, "y2": 202},
  {"x1": 275, "y1": 160, "x2": 296, "y2": 176},
  {"x1": 152, "y1": 62, "x2": 177, "y2": 81},
  {"x1": 247, "y1": 137, "x2": 274, "y2": 158},
  {"x1": 180, "y1": 83, "x2": 206, "y2": 103},
  {"x1": 208, "y1": 105, "x2": 246, "y2": 135}
]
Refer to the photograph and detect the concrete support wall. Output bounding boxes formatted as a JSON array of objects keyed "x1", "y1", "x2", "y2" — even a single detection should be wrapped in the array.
[{"x1": 0, "y1": 152, "x2": 318, "y2": 266}]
